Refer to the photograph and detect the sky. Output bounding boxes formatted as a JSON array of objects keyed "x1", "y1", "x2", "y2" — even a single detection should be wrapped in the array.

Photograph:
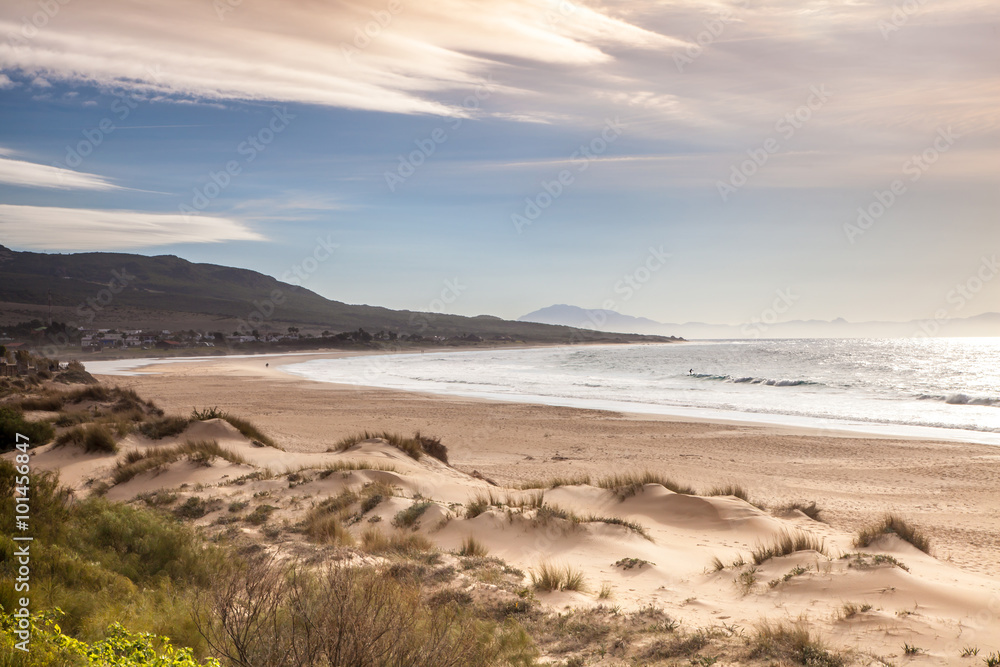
[{"x1": 0, "y1": 0, "x2": 997, "y2": 327}]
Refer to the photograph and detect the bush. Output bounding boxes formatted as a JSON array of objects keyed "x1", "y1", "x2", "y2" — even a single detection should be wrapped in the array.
[
  {"x1": 138, "y1": 416, "x2": 190, "y2": 440},
  {"x1": 392, "y1": 501, "x2": 433, "y2": 529},
  {"x1": 0, "y1": 405, "x2": 55, "y2": 450},
  {"x1": 360, "y1": 528, "x2": 434, "y2": 556},
  {"x1": 195, "y1": 555, "x2": 537, "y2": 667},
  {"x1": 56, "y1": 423, "x2": 117, "y2": 454}
]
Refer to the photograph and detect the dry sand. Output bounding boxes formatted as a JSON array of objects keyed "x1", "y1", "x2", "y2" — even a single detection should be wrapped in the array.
[{"x1": 22, "y1": 350, "x2": 1000, "y2": 662}]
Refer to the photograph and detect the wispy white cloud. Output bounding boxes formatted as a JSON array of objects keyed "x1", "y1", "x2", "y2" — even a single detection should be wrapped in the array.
[
  {"x1": 0, "y1": 205, "x2": 265, "y2": 250},
  {"x1": 0, "y1": 154, "x2": 121, "y2": 190}
]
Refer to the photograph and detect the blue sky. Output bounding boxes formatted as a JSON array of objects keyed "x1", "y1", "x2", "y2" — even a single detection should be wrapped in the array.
[{"x1": 0, "y1": 0, "x2": 997, "y2": 326}]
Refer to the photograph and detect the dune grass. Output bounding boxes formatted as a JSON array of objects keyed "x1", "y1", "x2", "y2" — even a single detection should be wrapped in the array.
[
  {"x1": 111, "y1": 439, "x2": 246, "y2": 485},
  {"x1": 585, "y1": 515, "x2": 652, "y2": 540},
  {"x1": 333, "y1": 430, "x2": 449, "y2": 464},
  {"x1": 304, "y1": 507, "x2": 355, "y2": 545},
  {"x1": 360, "y1": 527, "x2": 434, "y2": 556},
  {"x1": 530, "y1": 562, "x2": 587, "y2": 593},
  {"x1": 191, "y1": 407, "x2": 281, "y2": 449},
  {"x1": 597, "y1": 471, "x2": 696, "y2": 499},
  {"x1": 517, "y1": 473, "x2": 592, "y2": 490},
  {"x1": 853, "y1": 513, "x2": 931, "y2": 554},
  {"x1": 138, "y1": 415, "x2": 191, "y2": 440},
  {"x1": 458, "y1": 536, "x2": 489, "y2": 557},
  {"x1": 55, "y1": 423, "x2": 118, "y2": 454},
  {"x1": 750, "y1": 620, "x2": 844, "y2": 667},
  {"x1": 779, "y1": 501, "x2": 823, "y2": 522},
  {"x1": 0, "y1": 404, "x2": 55, "y2": 449},
  {"x1": 751, "y1": 530, "x2": 827, "y2": 565},
  {"x1": 392, "y1": 500, "x2": 433, "y2": 529}
]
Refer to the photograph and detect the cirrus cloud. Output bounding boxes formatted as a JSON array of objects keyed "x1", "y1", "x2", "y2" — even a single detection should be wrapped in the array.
[{"x1": 0, "y1": 204, "x2": 265, "y2": 250}]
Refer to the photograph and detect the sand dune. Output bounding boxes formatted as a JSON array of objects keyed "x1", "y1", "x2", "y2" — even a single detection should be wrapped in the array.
[{"x1": 25, "y1": 412, "x2": 1000, "y2": 664}]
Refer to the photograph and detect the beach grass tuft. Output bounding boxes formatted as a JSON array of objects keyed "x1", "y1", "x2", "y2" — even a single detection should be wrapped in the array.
[
  {"x1": 751, "y1": 530, "x2": 827, "y2": 565},
  {"x1": 531, "y1": 562, "x2": 587, "y2": 593},
  {"x1": 854, "y1": 513, "x2": 931, "y2": 554},
  {"x1": 458, "y1": 535, "x2": 489, "y2": 557},
  {"x1": 111, "y1": 439, "x2": 246, "y2": 485},
  {"x1": 333, "y1": 430, "x2": 449, "y2": 463},
  {"x1": 596, "y1": 471, "x2": 696, "y2": 499}
]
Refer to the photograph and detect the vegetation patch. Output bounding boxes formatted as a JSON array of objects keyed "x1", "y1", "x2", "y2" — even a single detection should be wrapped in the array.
[
  {"x1": 138, "y1": 415, "x2": 191, "y2": 440},
  {"x1": 614, "y1": 557, "x2": 654, "y2": 570},
  {"x1": 596, "y1": 471, "x2": 695, "y2": 499},
  {"x1": 750, "y1": 620, "x2": 845, "y2": 667},
  {"x1": 854, "y1": 513, "x2": 931, "y2": 554},
  {"x1": 0, "y1": 405, "x2": 55, "y2": 450},
  {"x1": 458, "y1": 536, "x2": 489, "y2": 557},
  {"x1": 586, "y1": 515, "x2": 651, "y2": 540},
  {"x1": 531, "y1": 563, "x2": 587, "y2": 593},
  {"x1": 779, "y1": 501, "x2": 824, "y2": 521},
  {"x1": 360, "y1": 527, "x2": 434, "y2": 556},
  {"x1": 333, "y1": 430, "x2": 449, "y2": 463},
  {"x1": 751, "y1": 530, "x2": 827, "y2": 565},
  {"x1": 55, "y1": 423, "x2": 118, "y2": 454},
  {"x1": 392, "y1": 500, "x2": 433, "y2": 529},
  {"x1": 841, "y1": 551, "x2": 910, "y2": 572},
  {"x1": 192, "y1": 407, "x2": 281, "y2": 449},
  {"x1": 112, "y1": 440, "x2": 246, "y2": 485}
]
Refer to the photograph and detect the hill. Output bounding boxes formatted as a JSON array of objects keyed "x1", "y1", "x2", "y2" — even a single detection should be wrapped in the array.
[{"x1": 0, "y1": 246, "x2": 672, "y2": 344}]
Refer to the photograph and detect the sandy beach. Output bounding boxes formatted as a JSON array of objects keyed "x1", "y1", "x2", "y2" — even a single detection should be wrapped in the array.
[
  {"x1": 95, "y1": 351, "x2": 1000, "y2": 575},
  {"x1": 11, "y1": 348, "x2": 987, "y2": 662}
]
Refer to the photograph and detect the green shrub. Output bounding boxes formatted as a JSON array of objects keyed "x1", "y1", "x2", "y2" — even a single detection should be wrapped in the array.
[
  {"x1": 0, "y1": 405, "x2": 55, "y2": 450},
  {"x1": 138, "y1": 416, "x2": 190, "y2": 440},
  {"x1": 392, "y1": 501, "x2": 433, "y2": 529}
]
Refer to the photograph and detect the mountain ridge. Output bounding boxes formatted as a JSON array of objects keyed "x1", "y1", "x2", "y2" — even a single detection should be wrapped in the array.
[
  {"x1": 0, "y1": 246, "x2": 672, "y2": 344},
  {"x1": 519, "y1": 304, "x2": 1000, "y2": 339}
]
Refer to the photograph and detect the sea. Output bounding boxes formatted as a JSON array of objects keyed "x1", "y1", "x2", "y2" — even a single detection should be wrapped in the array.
[{"x1": 279, "y1": 338, "x2": 1000, "y2": 445}]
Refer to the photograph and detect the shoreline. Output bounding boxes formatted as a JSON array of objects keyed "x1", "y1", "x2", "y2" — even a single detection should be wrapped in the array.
[
  {"x1": 89, "y1": 347, "x2": 1000, "y2": 447},
  {"x1": 92, "y1": 349, "x2": 1000, "y2": 578}
]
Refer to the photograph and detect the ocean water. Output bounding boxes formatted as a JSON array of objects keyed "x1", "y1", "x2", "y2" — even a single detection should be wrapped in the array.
[{"x1": 282, "y1": 339, "x2": 1000, "y2": 445}]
